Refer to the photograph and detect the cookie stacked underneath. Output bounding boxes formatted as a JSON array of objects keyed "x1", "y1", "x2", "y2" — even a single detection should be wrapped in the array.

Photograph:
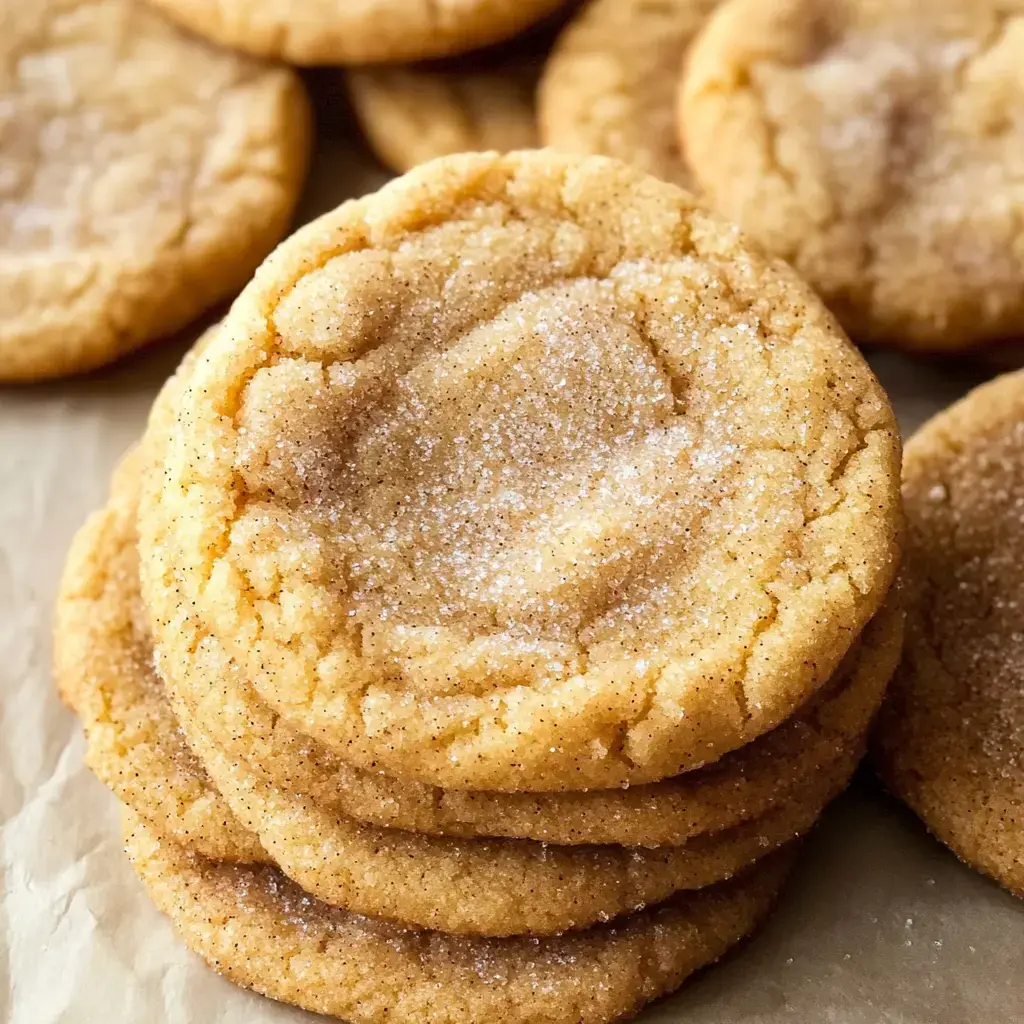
[{"x1": 55, "y1": 151, "x2": 905, "y2": 1024}]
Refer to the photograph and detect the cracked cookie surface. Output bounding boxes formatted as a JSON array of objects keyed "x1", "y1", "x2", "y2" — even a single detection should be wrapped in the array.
[
  {"x1": 140, "y1": 150, "x2": 902, "y2": 792},
  {"x1": 681, "y1": 0, "x2": 1024, "y2": 351},
  {"x1": 124, "y1": 810, "x2": 794, "y2": 1024},
  {"x1": 539, "y1": 0, "x2": 723, "y2": 187},
  {"x1": 0, "y1": 0, "x2": 310, "y2": 381},
  {"x1": 146, "y1": 0, "x2": 570, "y2": 66},
  {"x1": 875, "y1": 369, "x2": 1024, "y2": 896}
]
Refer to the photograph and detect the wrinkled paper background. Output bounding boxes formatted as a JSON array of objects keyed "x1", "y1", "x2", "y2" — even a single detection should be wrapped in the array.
[{"x1": 3, "y1": 92, "x2": 1023, "y2": 1024}]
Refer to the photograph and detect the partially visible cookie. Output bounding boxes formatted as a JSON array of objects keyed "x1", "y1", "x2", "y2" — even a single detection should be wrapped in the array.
[
  {"x1": 875, "y1": 369, "x2": 1024, "y2": 896},
  {"x1": 539, "y1": 0, "x2": 722, "y2": 187},
  {"x1": 125, "y1": 810, "x2": 795, "y2": 1024},
  {"x1": 348, "y1": 51, "x2": 540, "y2": 174},
  {"x1": 54, "y1": 448, "x2": 265, "y2": 864},
  {"x1": 0, "y1": 0, "x2": 310, "y2": 382},
  {"x1": 681, "y1": 0, "x2": 1024, "y2": 351},
  {"x1": 145, "y1": 0, "x2": 570, "y2": 65},
  {"x1": 139, "y1": 150, "x2": 903, "y2": 793}
]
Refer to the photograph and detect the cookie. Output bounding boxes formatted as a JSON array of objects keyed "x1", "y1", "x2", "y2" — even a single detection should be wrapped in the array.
[
  {"x1": 875, "y1": 369, "x2": 1024, "y2": 896},
  {"x1": 145, "y1": 0, "x2": 570, "y2": 66},
  {"x1": 67, "y1": 445, "x2": 845, "y2": 936},
  {"x1": 140, "y1": 150, "x2": 902, "y2": 793},
  {"x1": 538, "y1": 0, "x2": 722, "y2": 187},
  {"x1": 348, "y1": 50, "x2": 540, "y2": 174},
  {"x1": 0, "y1": 0, "x2": 310, "y2": 382},
  {"x1": 53, "y1": 447, "x2": 264, "y2": 864},
  {"x1": 681, "y1": 0, "x2": 1024, "y2": 351},
  {"x1": 124, "y1": 810, "x2": 795, "y2": 1024}
]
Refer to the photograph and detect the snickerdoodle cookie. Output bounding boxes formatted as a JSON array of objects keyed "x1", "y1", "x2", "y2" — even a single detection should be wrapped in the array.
[
  {"x1": 125, "y1": 811, "x2": 795, "y2": 1024},
  {"x1": 1, "y1": 0, "x2": 309, "y2": 381},
  {"x1": 875, "y1": 369, "x2": 1024, "y2": 896},
  {"x1": 145, "y1": 0, "x2": 570, "y2": 66},
  {"x1": 140, "y1": 150, "x2": 902, "y2": 793},
  {"x1": 539, "y1": 0, "x2": 722, "y2": 187},
  {"x1": 681, "y1": 0, "x2": 1024, "y2": 351}
]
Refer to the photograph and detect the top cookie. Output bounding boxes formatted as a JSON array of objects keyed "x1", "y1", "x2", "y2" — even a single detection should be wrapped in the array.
[
  {"x1": 539, "y1": 0, "x2": 723, "y2": 187},
  {"x1": 875, "y1": 369, "x2": 1024, "y2": 896},
  {"x1": 140, "y1": 150, "x2": 902, "y2": 792},
  {"x1": 0, "y1": 0, "x2": 310, "y2": 382},
  {"x1": 681, "y1": 0, "x2": 1024, "y2": 351},
  {"x1": 146, "y1": 0, "x2": 570, "y2": 66}
]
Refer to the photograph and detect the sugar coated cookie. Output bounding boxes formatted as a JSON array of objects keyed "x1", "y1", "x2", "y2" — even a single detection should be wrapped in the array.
[
  {"x1": 0, "y1": 0, "x2": 310, "y2": 381},
  {"x1": 140, "y1": 150, "x2": 902, "y2": 793},
  {"x1": 681, "y1": 0, "x2": 1024, "y2": 351},
  {"x1": 875, "y1": 369, "x2": 1024, "y2": 895},
  {"x1": 146, "y1": 0, "x2": 570, "y2": 66},
  {"x1": 539, "y1": 0, "x2": 722, "y2": 187},
  {"x1": 124, "y1": 811, "x2": 795, "y2": 1024}
]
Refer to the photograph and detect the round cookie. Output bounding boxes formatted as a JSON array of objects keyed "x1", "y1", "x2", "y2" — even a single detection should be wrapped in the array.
[
  {"x1": 538, "y1": 0, "x2": 723, "y2": 187},
  {"x1": 0, "y1": 0, "x2": 310, "y2": 382},
  {"x1": 125, "y1": 810, "x2": 795, "y2": 1024},
  {"x1": 145, "y1": 0, "x2": 570, "y2": 66},
  {"x1": 139, "y1": 150, "x2": 902, "y2": 793},
  {"x1": 54, "y1": 448, "x2": 265, "y2": 864},
  {"x1": 79, "y1": 447, "x2": 845, "y2": 936},
  {"x1": 875, "y1": 369, "x2": 1024, "y2": 896},
  {"x1": 348, "y1": 53, "x2": 540, "y2": 174},
  {"x1": 681, "y1": 0, "x2": 1024, "y2": 351}
]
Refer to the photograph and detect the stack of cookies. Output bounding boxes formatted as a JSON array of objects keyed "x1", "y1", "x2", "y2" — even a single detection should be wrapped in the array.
[{"x1": 56, "y1": 151, "x2": 905, "y2": 1024}]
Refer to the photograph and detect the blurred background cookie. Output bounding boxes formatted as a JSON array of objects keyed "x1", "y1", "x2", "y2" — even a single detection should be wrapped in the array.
[
  {"x1": 539, "y1": 0, "x2": 723, "y2": 187},
  {"x1": 348, "y1": 45, "x2": 542, "y2": 172},
  {"x1": 145, "y1": 0, "x2": 572, "y2": 65},
  {"x1": 681, "y1": 0, "x2": 1024, "y2": 352},
  {"x1": 876, "y1": 368, "x2": 1024, "y2": 896},
  {"x1": 0, "y1": 0, "x2": 310, "y2": 382}
]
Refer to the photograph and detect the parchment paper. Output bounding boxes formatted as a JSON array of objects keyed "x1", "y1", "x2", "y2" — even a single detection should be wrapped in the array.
[{"x1": 2, "y1": 96, "x2": 1023, "y2": 1024}]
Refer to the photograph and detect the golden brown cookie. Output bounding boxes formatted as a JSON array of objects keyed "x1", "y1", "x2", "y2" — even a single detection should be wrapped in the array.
[
  {"x1": 54, "y1": 448, "x2": 264, "y2": 864},
  {"x1": 681, "y1": 0, "x2": 1024, "y2": 352},
  {"x1": 66, "y1": 444, "x2": 848, "y2": 936},
  {"x1": 348, "y1": 48, "x2": 540, "y2": 174},
  {"x1": 145, "y1": 0, "x2": 570, "y2": 66},
  {"x1": 0, "y1": 0, "x2": 310, "y2": 382},
  {"x1": 538, "y1": 0, "x2": 722, "y2": 187},
  {"x1": 124, "y1": 810, "x2": 795, "y2": 1024},
  {"x1": 140, "y1": 151, "x2": 902, "y2": 793},
  {"x1": 875, "y1": 369, "x2": 1024, "y2": 896}
]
